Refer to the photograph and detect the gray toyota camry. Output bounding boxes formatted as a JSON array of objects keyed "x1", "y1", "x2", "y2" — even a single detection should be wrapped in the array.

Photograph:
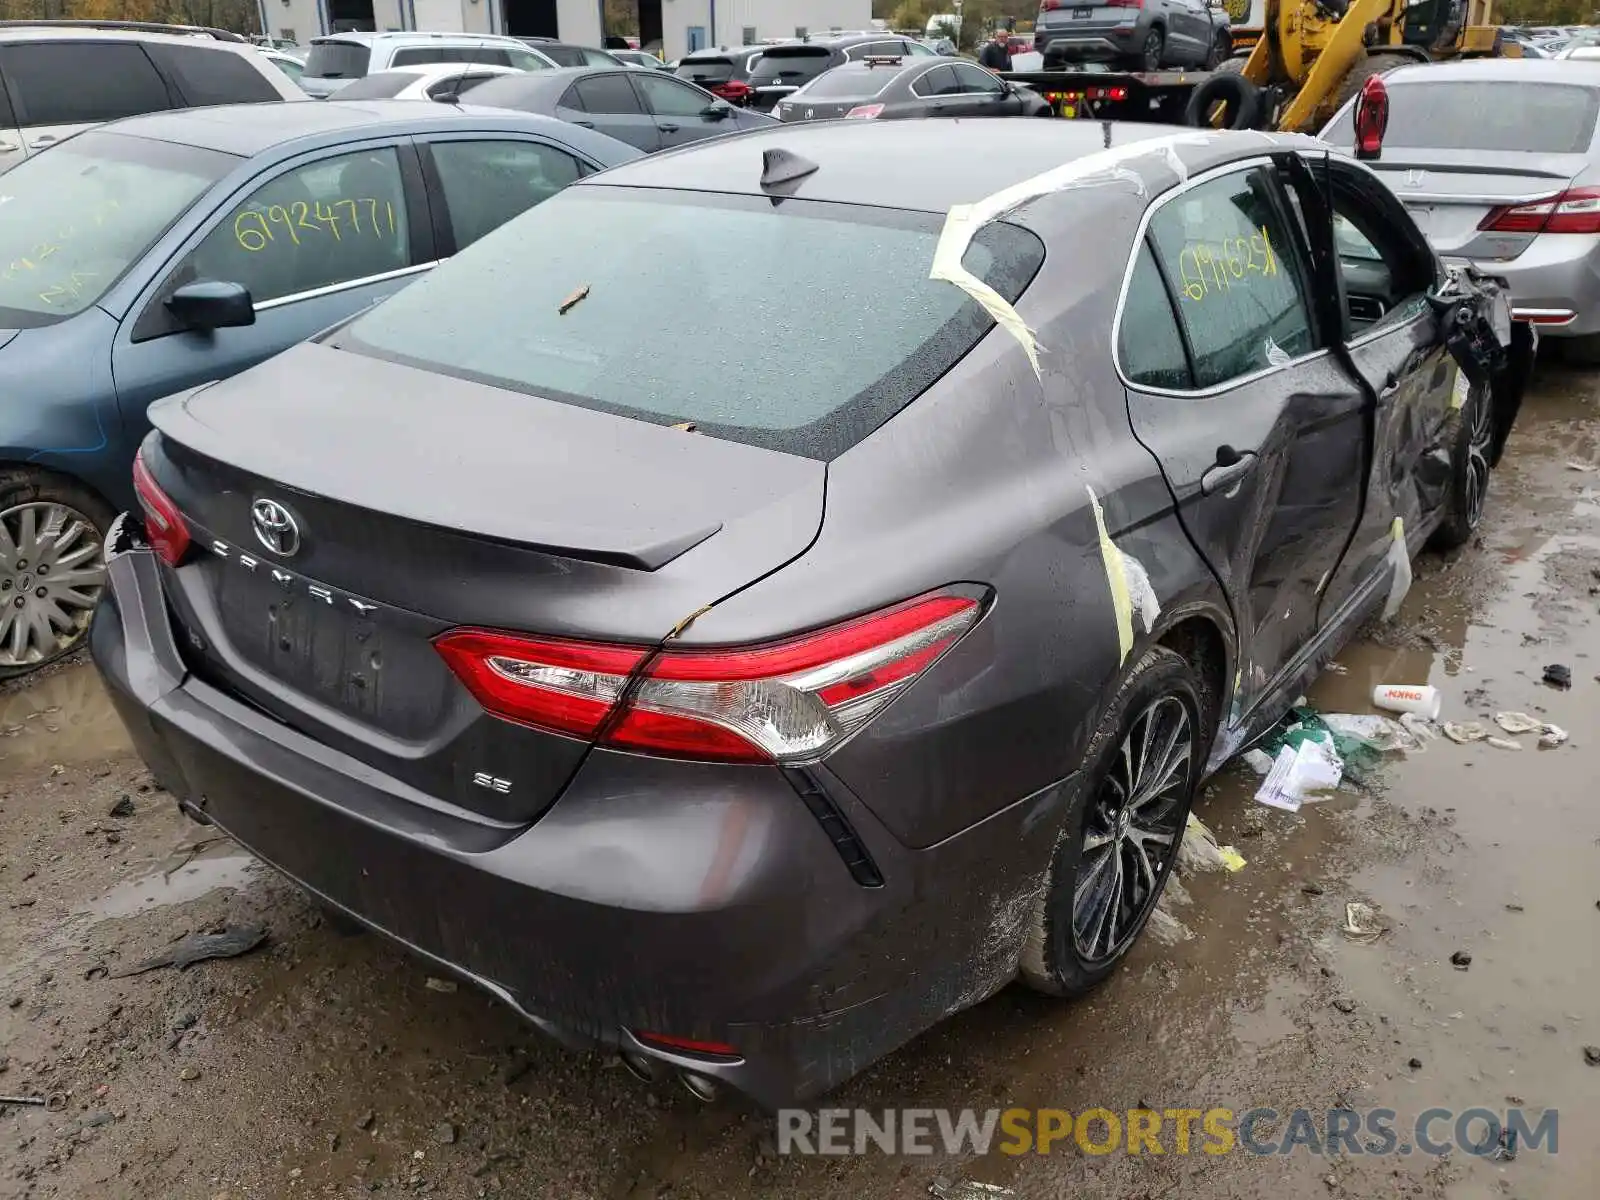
[{"x1": 92, "y1": 119, "x2": 1531, "y2": 1109}]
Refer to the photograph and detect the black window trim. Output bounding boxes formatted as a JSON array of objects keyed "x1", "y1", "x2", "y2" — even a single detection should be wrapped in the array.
[
  {"x1": 0, "y1": 38, "x2": 180, "y2": 128},
  {"x1": 1111, "y1": 154, "x2": 1333, "y2": 400},
  {"x1": 908, "y1": 63, "x2": 953, "y2": 99},
  {"x1": 415, "y1": 132, "x2": 600, "y2": 258},
  {"x1": 130, "y1": 137, "x2": 435, "y2": 344}
]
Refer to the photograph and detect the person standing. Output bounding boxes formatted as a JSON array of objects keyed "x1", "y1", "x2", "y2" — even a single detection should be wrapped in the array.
[{"x1": 978, "y1": 28, "x2": 1013, "y2": 72}]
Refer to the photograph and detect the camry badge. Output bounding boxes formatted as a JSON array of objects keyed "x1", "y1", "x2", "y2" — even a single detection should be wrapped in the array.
[{"x1": 251, "y1": 498, "x2": 301, "y2": 558}]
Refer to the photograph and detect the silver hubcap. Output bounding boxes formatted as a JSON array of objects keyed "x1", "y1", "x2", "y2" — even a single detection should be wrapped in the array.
[
  {"x1": 1072, "y1": 695, "x2": 1193, "y2": 963},
  {"x1": 1464, "y1": 384, "x2": 1493, "y2": 530},
  {"x1": 0, "y1": 502, "x2": 106, "y2": 669}
]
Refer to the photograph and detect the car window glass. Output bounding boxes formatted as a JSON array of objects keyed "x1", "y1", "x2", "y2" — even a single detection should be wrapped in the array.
[
  {"x1": 572, "y1": 73, "x2": 643, "y2": 114},
  {"x1": 177, "y1": 147, "x2": 412, "y2": 308},
  {"x1": 148, "y1": 44, "x2": 284, "y2": 105},
  {"x1": 338, "y1": 188, "x2": 1045, "y2": 460},
  {"x1": 582, "y1": 49, "x2": 619, "y2": 66},
  {"x1": 1323, "y1": 81, "x2": 1599, "y2": 153},
  {"x1": 1325, "y1": 180, "x2": 1435, "y2": 333},
  {"x1": 1148, "y1": 167, "x2": 1314, "y2": 388},
  {"x1": 330, "y1": 71, "x2": 417, "y2": 99},
  {"x1": 303, "y1": 41, "x2": 369, "y2": 79},
  {"x1": 915, "y1": 65, "x2": 956, "y2": 95},
  {"x1": 635, "y1": 73, "x2": 710, "y2": 117},
  {"x1": 749, "y1": 51, "x2": 833, "y2": 87},
  {"x1": 953, "y1": 63, "x2": 1002, "y2": 93},
  {"x1": 272, "y1": 57, "x2": 304, "y2": 83},
  {"x1": 506, "y1": 48, "x2": 551, "y2": 70},
  {"x1": 0, "y1": 43, "x2": 171, "y2": 127},
  {"x1": 676, "y1": 58, "x2": 734, "y2": 84},
  {"x1": 1119, "y1": 242, "x2": 1192, "y2": 390},
  {"x1": 906, "y1": 40, "x2": 936, "y2": 55},
  {"x1": 431, "y1": 140, "x2": 582, "y2": 250},
  {"x1": 0, "y1": 132, "x2": 229, "y2": 326},
  {"x1": 539, "y1": 44, "x2": 587, "y2": 66}
]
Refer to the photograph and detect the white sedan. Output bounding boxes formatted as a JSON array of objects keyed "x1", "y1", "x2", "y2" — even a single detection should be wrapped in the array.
[{"x1": 325, "y1": 63, "x2": 527, "y2": 103}]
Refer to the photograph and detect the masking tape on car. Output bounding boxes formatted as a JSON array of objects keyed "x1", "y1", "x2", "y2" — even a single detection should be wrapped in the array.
[
  {"x1": 928, "y1": 133, "x2": 1215, "y2": 377},
  {"x1": 1087, "y1": 484, "x2": 1161, "y2": 666},
  {"x1": 1382, "y1": 517, "x2": 1411, "y2": 620}
]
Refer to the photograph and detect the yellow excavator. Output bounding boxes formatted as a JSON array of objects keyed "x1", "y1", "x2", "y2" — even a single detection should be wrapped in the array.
[{"x1": 1007, "y1": 0, "x2": 1506, "y2": 134}]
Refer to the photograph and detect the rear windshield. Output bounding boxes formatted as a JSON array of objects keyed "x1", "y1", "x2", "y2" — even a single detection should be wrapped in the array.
[
  {"x1": 676, "y1": 57, "x2": 736, "y2": 84},
  {"x1": 537, "y1": 44, "x2": 587, "y2": 66},
  {"x1": 750, "y1": 49, "x2": 833, "y2": 87},
  {"x1": 304, "y1": 40, "x2": 370, "y2": 80},
  {"x1": 801, "y1": 68, "x2": 895, "y2": 99},
  {"x1": 334, "y1": 188, "x2": 1044, "y2": 459},
  {"x1": 1323, "y1": 80, "x2": 1600, "y2": 153},
  {"x1": 327, "y1": 71, "x2": 415, "y2": 99}
]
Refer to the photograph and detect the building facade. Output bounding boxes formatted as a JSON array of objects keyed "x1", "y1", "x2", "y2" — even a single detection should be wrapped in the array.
[{"x1": 260, "y1": 0, "x2": 870, "y2": 62}]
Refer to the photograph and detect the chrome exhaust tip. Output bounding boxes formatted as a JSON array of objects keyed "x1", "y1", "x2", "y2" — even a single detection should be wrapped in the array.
[
  {"x1": 619, "y1": 1049, "x2": 657, "y2": 1083},
  {"x1": 678, "y1": 1071, "x2": 720, "y2": 1103}
]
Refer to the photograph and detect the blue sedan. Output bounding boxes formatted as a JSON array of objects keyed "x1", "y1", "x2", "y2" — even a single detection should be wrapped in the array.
[{"x1": 0, "y1": 101, "x2": 637, "y2": 676}]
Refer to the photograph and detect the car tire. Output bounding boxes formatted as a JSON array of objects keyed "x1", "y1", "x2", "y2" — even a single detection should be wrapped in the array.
[
  {"x1": 1204, "y1": 30, "x2": 1232, "y2": 70},
  {"x1": 1428, "y1": 373, "x2": 1495, "y2": 552},
  {"x1": 1184, "y1": 71, "x2": 1261, "y2": 129},
  {"x1": 0, "y1": 468, "x2": 113, "y2": 680},
  {"x1": 1019, "y1": 645, "x2": 1206, "y2": 997},
  {"x1": 1128, "y1": 27, "x2": 1165, "y2": 71}
]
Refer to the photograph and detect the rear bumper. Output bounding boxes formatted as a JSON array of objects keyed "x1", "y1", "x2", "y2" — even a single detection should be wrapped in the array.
[
  {"x1": 90, "y1": 517, "x2": 1073, "y2": 1108},
  {"x1": 1037, "y1": 24, "x2": 1140, "y2": 61},
  {"x1": 1445, "y1": 234, "x2": 1600, "y2": 338}
]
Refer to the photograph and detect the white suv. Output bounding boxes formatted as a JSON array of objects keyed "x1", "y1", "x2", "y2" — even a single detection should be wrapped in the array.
[
  {"x1": 297, "y1": 32, "x2": 559, "y2": 99},
  {"x1": 0, "y1": 23, "x2": 305, "y2": 175}
]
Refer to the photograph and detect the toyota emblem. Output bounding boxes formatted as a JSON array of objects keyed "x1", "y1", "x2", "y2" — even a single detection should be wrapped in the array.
[{"x1": 251, "y1": 498, "x2": 301, "y2": 557}]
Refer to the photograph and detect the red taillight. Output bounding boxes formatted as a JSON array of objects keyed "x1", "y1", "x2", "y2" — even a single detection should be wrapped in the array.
[
  {"x1": 434, "y1": 590, "x2": 983, "y2": 764},
  {"x1": 712, "y1": 80, "x2": 752, "y2": 102},
  {"x1": 131, "y1": 450, "x2": 191, "y2": 567},
  {"x1": 634, "y1": 1032, "x2": 739, "y2": 1058},
  {"x1": 1480, "y1": 186, "x2": 1600, "y2": 235},
  {"x1": 1041, "y1": 0, "x2": 1064, "y2": 9},
  {"x1": 1106, "y1": 0, "x2": 1144, "y2": 8},
  {"x1": 1353, "y1": 75, "x2": 1388, "y2": 159},
  {"x1": 844, "y1": 103, "x2": 883, "y2": 119}
]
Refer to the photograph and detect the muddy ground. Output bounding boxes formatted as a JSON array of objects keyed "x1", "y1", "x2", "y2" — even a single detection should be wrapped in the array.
[{"x1": 2, "y1": 362, "x2": 1599, "y2": 1200}]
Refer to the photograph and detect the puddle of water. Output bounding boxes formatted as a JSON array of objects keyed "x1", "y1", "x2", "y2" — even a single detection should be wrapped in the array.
[
  {"x1": 0, "y1": 662, "x2": 129, "y2": 776},
  {"x1": 86, "y1": 841, "x2": 261, "y2": 920}
]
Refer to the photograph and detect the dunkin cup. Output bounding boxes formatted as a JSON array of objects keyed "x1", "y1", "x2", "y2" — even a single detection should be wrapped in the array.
[{"x1": 1371, "y1": 684, "x2": 1441, "y2": 720}]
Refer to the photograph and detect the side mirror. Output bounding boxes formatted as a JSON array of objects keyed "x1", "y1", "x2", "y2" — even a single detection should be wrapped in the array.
[
  {"x1": 1353, "y1": 73, "x2": 1389, "y2": 161},
  {"x1": 703, "y1": 101, "x2": 734, "y2": 119},
  {"x1": 166, "y1": 280, "x2": 255, "y2": 331}
]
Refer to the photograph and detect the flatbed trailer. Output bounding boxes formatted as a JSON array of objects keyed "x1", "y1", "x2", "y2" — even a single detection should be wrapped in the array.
[{"x1": 999, "y1": 67, "x2": 1222, "y2": 123}]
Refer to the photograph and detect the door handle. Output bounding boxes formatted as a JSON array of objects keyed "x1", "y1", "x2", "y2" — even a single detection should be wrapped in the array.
[
  {"x1": 29, "y1": 135, "x2": 55, "y2": 146},
  {"x1": 0, "y1": 141, "x2": 16, "y2": 151},
  {"x1": 1201, "y1": 446, "x2": 1258, "y2": 496},
  {"x1": 574, "y1": 119, "x2": 594, "y2": 128},
  {"x1": 659, "y1": 122, "x2": 679, "y2": 132}
]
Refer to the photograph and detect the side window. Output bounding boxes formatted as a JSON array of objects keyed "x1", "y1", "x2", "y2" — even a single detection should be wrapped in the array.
[
  {"x1": 582, "y1": 49, "x2": 619, "y2": 66},
  {"x1": 147, "y1": 44, "x2": 284, "y2": 105},
  {"x1": 635, "y1": 74, "x2": 710, "y2": 117},
  {"x1": 0, "y1": 43, "x2": 171, "y2": 127},
  {"x1": 953, "y1": 63, "x2": 1003, "y2": 94},
  {"x1": 176, "y1": 147, "x2": 412, "y2": 309},
  {"x1": 507, "y1": 48, "x2": 552, "y2": 70},
  {"x1": 1148, "y1": 167, "x2": 1315, "y2": 388},
  {"x1": 390, "y1": 48, "x2": 439, "y2": 66},
  {"x1": 905, "y1": 40, "x2": 937, "y2": 55},
  {"x1": 915, "y1": 65, "x2": 956, "y2": 96},
  {"x1": 571, "y1": 73, "x2": 643, "y2": 114},
  {"x1": 1326, "y1": 178, "x2": 1438, "y2": 332},
  {"x1": 430, "y1": 140, "x2": 583, "y2": 250},
  {"x1": 1119, "y1": 242, "x2": 1192, "y2": 390}
]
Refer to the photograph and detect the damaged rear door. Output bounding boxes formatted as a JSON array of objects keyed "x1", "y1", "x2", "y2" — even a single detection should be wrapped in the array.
[
  {"x1": 1120, "y1": 160, "x2": 1371, "y2": 714},
  {"x1": 1285, "y1": 152, "x2": 1463, "y2": 625}
]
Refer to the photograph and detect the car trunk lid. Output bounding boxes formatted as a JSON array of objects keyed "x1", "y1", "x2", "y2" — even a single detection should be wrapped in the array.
[
  {"x1": 144, "y1": 343, "x2": 825, "y2": 823},
  {"x1": 1370, "y1": 149, "x2": 1592, "y2": 257}
]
